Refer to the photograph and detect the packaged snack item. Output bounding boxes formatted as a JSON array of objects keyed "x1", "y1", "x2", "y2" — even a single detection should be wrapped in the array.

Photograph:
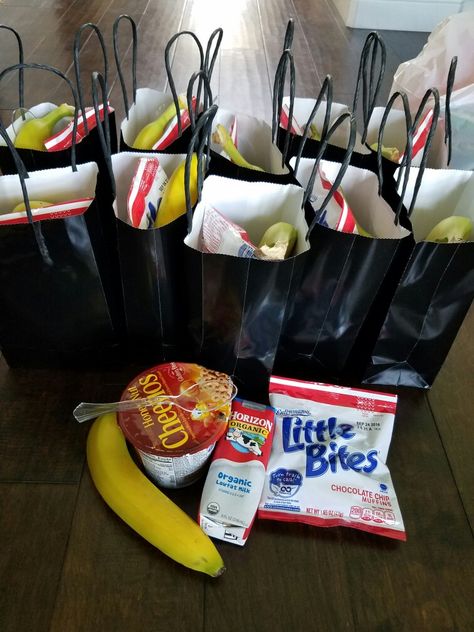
[
  {"x1": 199, "y1": 204, "x2": 257, "y2": 257},
  {"x1": 313, "y1": 168, "x2": 359, "y2": 234},
  {"x1": 199, "y1": 398, "x2": 275, "y2": 545},
  {"x1": 117, "y1": 362, "x2": 236, "y2": 488},
  {"x1": 127, "y1": 157, "x2": 168, "y2": 228},
  {"x1": 258, "y1": 375, "x2": 405, "y2": 540}
]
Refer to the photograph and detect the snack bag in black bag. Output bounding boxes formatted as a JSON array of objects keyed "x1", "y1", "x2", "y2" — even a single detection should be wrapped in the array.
[{"x1": 0, "y1": 119, "x2": 118, "y2": 368}]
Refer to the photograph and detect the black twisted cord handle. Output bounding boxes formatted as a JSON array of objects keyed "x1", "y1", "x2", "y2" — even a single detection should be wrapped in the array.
[{"x1": 112, "y1": 14, "x2": 138, "y2": 120}]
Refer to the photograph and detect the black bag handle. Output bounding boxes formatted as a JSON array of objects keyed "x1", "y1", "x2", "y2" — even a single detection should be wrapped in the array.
[
  {"x1": 164, "y1": 31, "x2": 205, "y2": 139},
  {"x1": 444, "y1": 56, "x2": 457, "y2": 166},
  {"x1": 73, "y1": 22, "x2": 109, "y2": 136},
  {"x1": 112, "y1": 14, "x2": 138, "y2": 120},
  {"x1": 91, "y1": 71, "x2": 115, "y2": 198},
  {"x1": 407, "y1": 87, "x2": 440, "y2": 217},
  {"x1": 293, "y1": 75, "x2": 333, "y2": 175},
  {"x1": 352, "y1": 31, "x2": 386, "y2": 144},
  {"x1": 375, "y1": 90, "x2": 413, "y2": 224},
  {"x1": 184, "y1": 104, "x2": 218, "y2": 233},
  {"x1": 272, "y1": 48, "x2": 295, "y2": 166},
  {"x1": 302, "y1": 112, "x2": 357, "y2": 239},
  {"x1": 0, "y1": 24, "x2": 25, "y2": 116},
  {"x1": 186, "y1": 69, "x2": 213, "y2": 131},
  {"x1": 283, "y1": 18, "x2": 294, "y2": 51},
  {"x1": 204, "y1": 28, "x2": 223, "y2": 83},
  {"x1": 0, "y1": 119, "x2": 53, "y2": 264},
  {"x1": 0, "y1": 62, "x2": 80, "y2": 171}
]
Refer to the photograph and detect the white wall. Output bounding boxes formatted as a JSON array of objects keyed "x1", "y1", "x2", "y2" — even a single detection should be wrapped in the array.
[{"x1": 332, "y1": 0, "x2": 464, "y2": 31}]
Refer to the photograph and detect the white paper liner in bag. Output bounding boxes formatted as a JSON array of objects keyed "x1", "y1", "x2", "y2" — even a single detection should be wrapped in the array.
[
  {"x1": 398, "y1": 166, "x2": 474, "y2": 242},
  {"x1": 366, "y1": 107, "x2": 432, "y2": 168},
  {"x1": 281, "y1": 96, "x2": 366, "y2": 153},
  {"x1": 292, "y1": 157, "x2": 410, "y2": 240},
  {"x1": 111, "y1": 151, "x2": 186, "y2": 225},
  {"x1": 0, "y1": 161, "x2": 98, "y2": 220},
  {"x1": 120, "y1": 88, "x2": 184, "y2": 148},
  {"x1": 185, "y1": 175, "x2": 310, "y2": 257},
  {"x1": 211, "y1": 108, "x2": 289, "y2": 175}
]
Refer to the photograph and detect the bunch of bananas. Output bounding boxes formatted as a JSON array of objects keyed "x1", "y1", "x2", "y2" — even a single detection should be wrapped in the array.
[{"x1": 87, "y1": 413, "x2": 225, "y2": 577}]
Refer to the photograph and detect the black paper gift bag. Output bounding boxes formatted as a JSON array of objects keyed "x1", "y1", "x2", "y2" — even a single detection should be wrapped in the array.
[
  {"x1": 274, "y1": 111, "x2": 416, "y2": 384},
  {"x1": 182, "y1": 108, "x2": 310, "y2": 402},
  {"x1": 92, "y1": 73, "x2": 220, "y2": 364},
  {"x1": 113, "y1": 15, "x2": 221, "y2": 156},
  {"x1": 0, "y1": 23, "x2": 117, "y2": 175},
  {"x1": 362, "y1": 164, "x2": 474, "y2": 388},
  {"x1": 0, "y1": 122, "x2": 118, "y2": 368},
  {"x1": 206, "y1": 49, "x2": 297, "y2": 185}
]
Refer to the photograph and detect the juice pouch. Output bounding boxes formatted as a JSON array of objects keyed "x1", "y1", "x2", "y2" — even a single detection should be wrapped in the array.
[
  {"x1": 258, "y1": 376, "x2": 406, "y2": 541},
  {"x1": 199, "y1": 398, "x2": 275, "y2": 546}
]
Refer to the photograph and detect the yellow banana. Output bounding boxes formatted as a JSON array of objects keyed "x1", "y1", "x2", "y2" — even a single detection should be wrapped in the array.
[
  {"x1": 369, "y1": 142, "x2": 400, "y2": 163},
  {"x1": 14, "y1": 104, "x2": 75, "y2": 151},
  {"x1": 87, "y1": 413, "x2": 225, "y2": 577},
  {"x1": 132, "y1": 96, "x2": 187, "y2": 149},
  {"x1": 212, "y1": 124, "x2": 264, "y2": 171},
  {"x1": 155, "y1": 154, "x2": 198, "y2": 228},
  {"x1": 309, "y1": 123, "x2": 320, "y2": 141},
  {"x1": 11, "y1": 200, "x2": 52, "y2": 213},
  {"x1": 425, "y1": 216, "x2": 472, "y2": 243}
]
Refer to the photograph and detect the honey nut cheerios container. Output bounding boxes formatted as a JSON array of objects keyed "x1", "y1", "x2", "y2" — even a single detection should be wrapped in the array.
[{"x1": 118, "y1": 362, "x2": 235, "y2": 488}]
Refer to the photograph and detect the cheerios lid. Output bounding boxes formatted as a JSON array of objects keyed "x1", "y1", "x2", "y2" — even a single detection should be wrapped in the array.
[{"x1": 117, "y1": 362, "x2": 235, "y2": 456}]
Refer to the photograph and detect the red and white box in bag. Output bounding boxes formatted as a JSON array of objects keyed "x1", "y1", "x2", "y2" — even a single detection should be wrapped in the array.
[{"x1": 258, "y1": 376, "x2": 406, "y2": 540}]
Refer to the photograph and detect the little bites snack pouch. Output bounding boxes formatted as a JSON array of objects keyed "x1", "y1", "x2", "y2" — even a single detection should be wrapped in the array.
[
  {"x1": 258, "y1": 376, "x2": 405, "y2": 540},
  {"x1": 199, "y1": 399, "x2": 275, "y2": 546}
]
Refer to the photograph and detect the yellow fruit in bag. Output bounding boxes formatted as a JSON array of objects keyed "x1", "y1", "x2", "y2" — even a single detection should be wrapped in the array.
[
  {"x1": 132, "y1": 97, "x2": 187, "y2": 150},
  {"x1": 425, "y1": 216, "x2": 472, "y2": 243},
  {"x1": 11, "y1": 200, "x2": 52, "y2": 213},
  {"x1": 369, "y1": 142, "x2": 400, "y2": 163},
  {"x1": 211, "y1": 124, "x2": 264, "y2": 171},
  {"x1": 154, "y1": 154, "x2": 198, "y2": 228},
  {"x1": 13, "y1": 104, "x2": 75, "y2": 151},
  {"x1": 258, "y1": 221, "x2": 298, "y2": 259}
]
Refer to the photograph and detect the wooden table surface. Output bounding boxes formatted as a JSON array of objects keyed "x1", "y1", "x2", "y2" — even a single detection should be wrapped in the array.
[{"x1": 1, "y1": 1, "x2": 473, "y2": 631}]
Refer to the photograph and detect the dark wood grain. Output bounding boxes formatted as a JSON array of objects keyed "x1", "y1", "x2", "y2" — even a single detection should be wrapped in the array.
[
  {"x1": 0, "y1": 483, "x2": 78, "y2": 632},
  {"x1": 0, "y1": 356, "x2": 133, "y2": 483},
  {"x1": 49, "y1": 468, "x2": 206, "y2": 632},
  {"x1": 342, "y1": 390, "x2": 474, "y2": 632}
]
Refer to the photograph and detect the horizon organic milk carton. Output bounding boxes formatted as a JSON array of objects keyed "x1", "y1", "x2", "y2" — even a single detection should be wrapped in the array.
[{"x1": 199, "y1": 398, "x2": 275, "y2": 546}]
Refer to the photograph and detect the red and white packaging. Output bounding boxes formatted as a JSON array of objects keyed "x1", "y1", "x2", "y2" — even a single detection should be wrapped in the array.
[
  {"x1": 44, "y1": 103, "x2": 114, "y2": 151},
  {"x1": 199, "y1": 204, "x2": 258, "y2": 258},
  {"x1": 0, "y1": 198, "x2": 94, "y2": 225},
  {"x1": 126, "y1": 157, "x2": 169, "y2": 229},
  {"x1": 399, "y1": 108, "x2": 434, "y2": 163},
  {"x1": 258, "y1": 376, "x2": 406, "y2": 541},
  {"x1": 152, "y1": 96, "x2": 197, "y2": 151},
  {"x1": 200, "y1": 398, "x2": 275, "y2": 546},
  {"x1": 279, "y1": 104, "x2": 304, "y2": 136},
  {"x1": 313, "y1": 168, "x2": 359, "y2": 234}
]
